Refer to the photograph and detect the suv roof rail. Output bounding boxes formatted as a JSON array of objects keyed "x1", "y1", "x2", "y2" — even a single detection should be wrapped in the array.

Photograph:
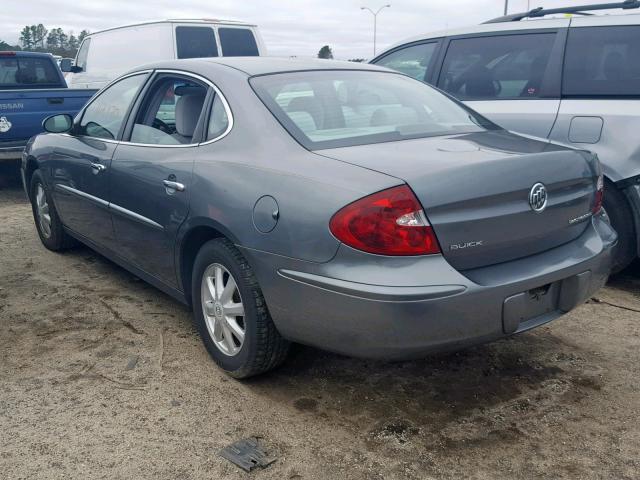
[{"x1": 484, "y1": 0, "x2": 640, "y2": 23}]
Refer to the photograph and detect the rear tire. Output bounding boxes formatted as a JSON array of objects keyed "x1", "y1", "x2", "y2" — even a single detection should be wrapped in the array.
[
  {"x1": 191, "y1": 238, "x2": 290, "y2": 378},
  {"x1": 29, "y1": 170, "x2": 76, "y2": 252},
  {"x1": 603, "y1": 180, "x2": 636, "y2": 273}
]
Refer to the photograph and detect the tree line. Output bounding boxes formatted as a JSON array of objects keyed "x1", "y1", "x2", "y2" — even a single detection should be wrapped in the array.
[{"x1": 0, "y1": 24, "x2": 89, "y2": 58}]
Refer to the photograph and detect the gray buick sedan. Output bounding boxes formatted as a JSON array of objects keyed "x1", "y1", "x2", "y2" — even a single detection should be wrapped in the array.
[{"x1": 22, "y1": 58, "x2": 616, "y2": 377}]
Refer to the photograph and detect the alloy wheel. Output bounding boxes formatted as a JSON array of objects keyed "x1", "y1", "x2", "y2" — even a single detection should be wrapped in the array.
[
  {"x1": 201, "y1": 263, "x2": 246, "y2": 356},
  {"x1": 35, "y1": 184, "x2": 52, "y2": 238}
]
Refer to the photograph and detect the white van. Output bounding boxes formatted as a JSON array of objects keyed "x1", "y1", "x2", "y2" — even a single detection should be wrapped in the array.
[{"x1": 62, "y1": 19, "x2": 266, "y2": 90}]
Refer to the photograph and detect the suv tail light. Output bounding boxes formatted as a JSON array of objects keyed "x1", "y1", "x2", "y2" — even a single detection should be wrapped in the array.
[
  {"x1": 329, "y1": 185, "x2": 441, "y2": 256},
  {"x1": 593, "y1": 174, "x2": 604, "y2": 214}
]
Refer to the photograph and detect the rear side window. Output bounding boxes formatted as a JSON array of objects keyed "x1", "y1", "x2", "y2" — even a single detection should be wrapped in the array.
[
  {"x1": 563, "y1": 26, "x2": 640, "y2": 97},
  {"x1": 0, "y1": 56, "x2": 59, "y2": 88},
  {"x1": 176, "y1": 26, "x2": 218, "y2": 59},
  {"x1": 374, "y1": 42, "x2": 438, "y2": 81},
  {"x1": 438, "y1": 33, "x2": 556, "y2": 100},
  {"x1": 130, "y1": 76, "x2": 208, "y2": 145},
  {"x1": 218, "y1": 28, "x2": 259, "y2": 56}
]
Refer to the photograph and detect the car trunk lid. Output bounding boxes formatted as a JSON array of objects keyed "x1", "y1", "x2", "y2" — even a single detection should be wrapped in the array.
[{"x1": 316, "y1": 130, "x2": 598, "y2": 270}]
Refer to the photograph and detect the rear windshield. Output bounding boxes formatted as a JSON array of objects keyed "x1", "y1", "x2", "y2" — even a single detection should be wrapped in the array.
[
  {"x1": 250, "y1": 70, "x2": 495, "y2": 150},
  {"x1": 0, "y1": 56, "x2": 60, "y2": 88},
  {"x1": 219, "y1": 28, "x2": 259, "y2": 56}
]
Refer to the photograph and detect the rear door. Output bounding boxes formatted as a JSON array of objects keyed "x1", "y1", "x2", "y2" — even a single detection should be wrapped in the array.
[
  {"x1": 435, "y1": 27, "x2": 567, "y2": 139},
  {"x1": 108, "y1": 72, "x2": 212, "y2": 288},
  {"x1": 549, "y1": 17, "x2": 640, "y2": 182}
]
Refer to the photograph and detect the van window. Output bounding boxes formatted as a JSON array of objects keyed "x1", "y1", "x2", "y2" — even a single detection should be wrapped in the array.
[
  {"x1": 0, "y1": 56, "x2": 60, "y2": 88},
  {"x1": 438, "y1": 33, "x2": 556, "y2": 100},
  {"x1": 563, "y1": 26, "x2": 640, "y2": 97},
  {"x1": 79, "y1": 73, "x2": 149, "y2": 139},
  {"x1": 76, "y1": 38, "x2": 90, "y2": 71},
  {"x1": 218, "y1": 28, "x2": 259, "y2": 56},
  {"x1": 374, "y1": 42, "x2": 438, "y2": 81},
  {"x1": 176, "y1": 26, "x2": 218, "y2": 59},
  {"x1": 131, "y1": 76, "x2": 208, "y2": 145}
]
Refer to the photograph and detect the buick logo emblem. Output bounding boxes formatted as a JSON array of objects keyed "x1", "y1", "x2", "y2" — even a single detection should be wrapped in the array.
[{"x1": 529, "y1": 183, "x2": 548, "y2": 213}]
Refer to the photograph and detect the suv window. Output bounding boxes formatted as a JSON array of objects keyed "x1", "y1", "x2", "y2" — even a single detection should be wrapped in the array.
[
  {"x1": 438, "y1": 33, "x2": 556, "y2": 100},
  {"x1": 79, "y1": 73, "x2": 148, "y2": 139},
  {"x1": 76, "y1": 38, "x2": 90, "y2": 71},
  {"x1": 218, "y1": 28, "x2": 259, "y2": 56},
  {"x1": 374, "y1": 42, "x2": 438, "y2": 81},
  {"x1": 131, "y1": 76, "x2": 208, "y2": 145},
  {"x1": 0, "y1": 56, "x2": 60, "y2": 87},
  {"x1": 176, "y1": 26, "x2": 218, "y2": 59},
  {"x1": 564, "y1": 26, "x2": 640, "y2": 97}
]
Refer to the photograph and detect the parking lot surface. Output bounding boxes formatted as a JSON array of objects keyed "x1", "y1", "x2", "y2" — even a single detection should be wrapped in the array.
[{"x1": 1, "y1": 163, "x2": 639, "y2": 479}]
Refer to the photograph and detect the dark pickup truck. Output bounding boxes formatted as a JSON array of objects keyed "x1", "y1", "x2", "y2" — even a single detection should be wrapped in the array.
[{"x1": 0, "y1": 51, "x2": 94, "y2": 161}]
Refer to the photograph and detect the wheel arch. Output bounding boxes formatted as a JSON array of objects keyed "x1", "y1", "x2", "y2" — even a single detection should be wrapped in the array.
[{"x1": 176, "y1": 217, "x2": 241, "y2": 307}]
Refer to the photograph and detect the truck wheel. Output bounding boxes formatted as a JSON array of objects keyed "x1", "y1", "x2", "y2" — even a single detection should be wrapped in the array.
[
  {"x1": 191, "y1": 238, "x2": 290, "y2": 378},
  {"x1": 29, "y1": 170, "x2": 76, "y2": 251},
  {"x1": 603, "y1": 180, "x2": 636, "y2": 273}
]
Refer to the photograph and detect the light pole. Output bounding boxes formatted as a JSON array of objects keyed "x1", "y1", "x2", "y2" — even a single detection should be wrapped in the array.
[
  {"x1": 361, "y1": 4, "x2": 391, "y2": 57},
  {"x1": 504, "y1": 0, "x2": 508, "y2": 15}
]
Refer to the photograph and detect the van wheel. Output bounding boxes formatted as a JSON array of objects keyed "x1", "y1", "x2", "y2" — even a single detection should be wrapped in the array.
[
  {"x1": 603, "y1": 181, "x2": 636, "y2": 273},
  {"x1": 29, "y1": 170, "x2": 76, "y2": 251},
  {"x1": 191, "y1": 238, "x2": 290, "y2": 378}
]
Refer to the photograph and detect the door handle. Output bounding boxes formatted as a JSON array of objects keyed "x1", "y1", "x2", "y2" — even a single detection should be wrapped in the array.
[
  {"x1": 90, "y1": 163, "x2": 106, "y2": 173},
  {"x1": 163, "y1": 180, "x2": 185, "y2": 193}
]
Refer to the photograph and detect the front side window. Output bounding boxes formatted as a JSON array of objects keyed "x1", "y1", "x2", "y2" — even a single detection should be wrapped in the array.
[
  {"x1": 374, "y1": 42, "x2": 438, "y2": 81},
  {"x1": 251, "y1": 70, "x2": 496, "y2": 150},
  {"x1": 79, "y1": 73, "x2": 148, "y2": 139},
  {"x1": 130, "y1": 76, "x2": 208, "y2": 145},
  {"x1": 176, "y1": 26, "x2": 218, "y2": 59},
  {"x1": 563, "y1": 26, "x2": 640, "y2": 97},
  {"x1": 0, "y1": 56, "x2": 60, "y2": 88},
  {"x1": 438, "y1": 33, "x2": 556, "y2": 100},
  {"x1": 218, "y1": 28, "x2": 259, "y2": 56}
]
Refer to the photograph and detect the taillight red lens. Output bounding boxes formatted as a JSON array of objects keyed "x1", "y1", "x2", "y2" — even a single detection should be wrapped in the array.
[
  {"x1": 593, "y1": 174, "x2": 604, "y2": 214},
  {"x1": 329, "y1": 185, "x2": 441, "y2": 256}
]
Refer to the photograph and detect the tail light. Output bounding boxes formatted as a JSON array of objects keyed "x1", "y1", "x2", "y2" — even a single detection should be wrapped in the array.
[
  {"x1": 329, "y1": 185, "x2": 441, "y2": 256},
  {"x1": 593, "y1": 174, "x2": 604, "y2": 214}
]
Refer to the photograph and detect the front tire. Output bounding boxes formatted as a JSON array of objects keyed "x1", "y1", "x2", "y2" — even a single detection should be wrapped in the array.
[
  {"x1": 29, "y1": 170, "x2": 76, "y2": 251},
  {"x1": 603, "y1": 181, "x2": 636, "y2": 273},
  {"x1": 191, "y1": 238, "x2": 290, "y2": 378}
]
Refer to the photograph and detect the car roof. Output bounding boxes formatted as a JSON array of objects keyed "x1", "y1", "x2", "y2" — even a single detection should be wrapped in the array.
[{"x1": 134, "y1": 57, "x2": 394, "y2": 77}]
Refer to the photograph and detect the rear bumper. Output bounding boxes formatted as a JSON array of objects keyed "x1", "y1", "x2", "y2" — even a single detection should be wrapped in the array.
[
  {"x1": 242, "y1": 215, "x2": 616, "y2": 360},
  {"x1": 0, "y1": 140, "x2": 27, "y2": 161}
]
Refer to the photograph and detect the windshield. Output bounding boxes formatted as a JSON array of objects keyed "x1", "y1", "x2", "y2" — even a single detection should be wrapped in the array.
[
  {"x1": 0, "y1": 56, "x2": 60, "y2": 88},
  {"x1": 250, "y1": 70, "x2": 497, "y2": 150}
]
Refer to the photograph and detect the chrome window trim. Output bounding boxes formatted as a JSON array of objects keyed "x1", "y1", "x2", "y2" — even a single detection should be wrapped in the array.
[
  {"x1": 119, "y1": 68, "x2": 234, "y2": 149},
  {"x1": 68, "y1": 69, "x2": 233, "y2": 148}
]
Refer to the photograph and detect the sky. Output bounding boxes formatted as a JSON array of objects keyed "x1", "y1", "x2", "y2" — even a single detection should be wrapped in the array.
[{"x1": 1, "y1": 0, "x2": 637, "y2": 60}]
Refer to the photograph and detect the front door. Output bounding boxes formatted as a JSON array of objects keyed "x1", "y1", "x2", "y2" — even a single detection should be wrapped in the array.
[
  {"x1": 51, "y1": 72, "x2": 150, "y2": 247},
  {"x1": 108, "y1": 73, "x2": 209, "y2": 287}
]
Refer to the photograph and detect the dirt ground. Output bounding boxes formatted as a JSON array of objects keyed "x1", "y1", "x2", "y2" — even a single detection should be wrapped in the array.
[{"x1": 1, "y1": 161, "x2": 639, "y2": 480}]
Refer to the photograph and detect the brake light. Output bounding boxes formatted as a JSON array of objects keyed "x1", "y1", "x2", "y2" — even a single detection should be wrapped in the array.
[
  {"x1": 0, "y1": 51, "x2": 16, "y2": 56},
  {"x1": 329, "y1": 185, "x2": 441, "y2": 256},
  {"x1": 593, "y1": 174, "x2": 604, "y2": 214}
]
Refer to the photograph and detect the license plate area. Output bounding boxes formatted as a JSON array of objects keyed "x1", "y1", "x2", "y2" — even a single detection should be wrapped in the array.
[{"x1": 502, "y1": 281, "x2": 561, "y2": 334}]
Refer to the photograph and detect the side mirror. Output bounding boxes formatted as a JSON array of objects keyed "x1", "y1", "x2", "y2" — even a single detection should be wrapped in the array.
[
  {"x1": 59, "y1": 58, "x2": 73, "y2": 72},
  {"x1": 70, "y1": 65, "x2": 84, "y2": 73},
  {"x1": 43, "y1": 114, "x2": 74, "y2": 134}
]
